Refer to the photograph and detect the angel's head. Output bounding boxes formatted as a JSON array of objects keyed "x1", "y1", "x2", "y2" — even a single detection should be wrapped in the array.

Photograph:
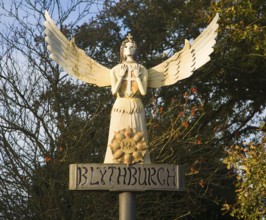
[{"x1": 120, "y1": 33, "x2": 137, "y2": 62}]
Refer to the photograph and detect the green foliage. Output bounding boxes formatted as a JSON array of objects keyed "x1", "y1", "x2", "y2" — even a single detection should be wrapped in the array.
[
  {"x1": 223, "y1": 132, "x2": 266, "y2": 219},
  {"x1": 212, "y1": 0, "x2": 266, "y2": 105}
]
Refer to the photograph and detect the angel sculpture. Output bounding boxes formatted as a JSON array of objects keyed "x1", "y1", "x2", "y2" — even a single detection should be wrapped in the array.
[{"x1": 44, "y1": 11, "x2": 219, "y2": 165}]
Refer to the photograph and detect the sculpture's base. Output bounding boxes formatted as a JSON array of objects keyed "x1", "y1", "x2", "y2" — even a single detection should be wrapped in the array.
[{"x1": 69, "y1": 163, "x2": 185, "y2": 191}]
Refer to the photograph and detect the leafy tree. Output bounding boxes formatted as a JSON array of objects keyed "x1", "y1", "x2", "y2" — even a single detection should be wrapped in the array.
[
  {"x1": 222, "y1": 125, "x2": 266, "y2": 219},
  {"x1": 0, "y1": 0, "x2": 265, "y2": 219}
]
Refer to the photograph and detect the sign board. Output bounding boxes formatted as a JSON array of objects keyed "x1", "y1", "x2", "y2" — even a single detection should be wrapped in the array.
[{"x1": 69, "y1": 164, "x2": 185, "y2": 191}]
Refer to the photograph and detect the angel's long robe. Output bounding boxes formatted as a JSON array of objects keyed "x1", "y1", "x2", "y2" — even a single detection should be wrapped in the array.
[{"x1": 103, "y1": 63, "x2": 151, "y2": 164}]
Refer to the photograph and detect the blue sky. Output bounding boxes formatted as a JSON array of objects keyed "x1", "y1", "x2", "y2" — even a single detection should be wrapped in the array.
[{"x1": 0, "y1": 0, "x2": 104, "y2": 32}]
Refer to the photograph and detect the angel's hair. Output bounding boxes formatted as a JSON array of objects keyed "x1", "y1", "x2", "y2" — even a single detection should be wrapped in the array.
[{"x1": 120, "y1": 33, "x2": 138, "y2": 63}]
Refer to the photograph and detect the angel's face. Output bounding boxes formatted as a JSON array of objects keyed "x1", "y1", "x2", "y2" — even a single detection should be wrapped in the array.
[{"x1": 123, "y1": 42, "x2": 136, "y2": 57}]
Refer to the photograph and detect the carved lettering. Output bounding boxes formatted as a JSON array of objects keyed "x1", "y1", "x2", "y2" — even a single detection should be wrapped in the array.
[
  {"x1": 69, "y1": 164, "x2": 185, "y2": 191},
  {"x1": 149, "y1": 167, "x2": 157, "y2": 185},
  {"x1": 127, "y1": 167, "x2": 132, "y2": 185},
  {"x1": 138, "y1": 167, "x2": 147, "y2": 185},
  {"x1": 166, "y1": 168, "x2": 176, "y2": 186},
  {"x1": 98, "y1": 167, "x2": 107, "y2": 185},
  {"x1": 108, "y1": 166, "x2": 116, "y2": 185},
  {"x1": 117, "y1": 167, "x2": 127, "y2": 185},
  {"x1": 130, "y1": 167, "x2": 137, "y2": 185},
  {"x1": 90, "y1": 167, "x2": 99, "y2": 185},
  {"x1": 77, "y1": 166, "x2": 88, "y2": 186},
  {"x1": 157, "y1": 167, "x2": 165, "y2": 185}
]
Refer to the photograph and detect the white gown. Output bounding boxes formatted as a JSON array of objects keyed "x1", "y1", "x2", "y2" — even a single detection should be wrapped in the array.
[{"x1": 104, "y1": 63, "x2": 151, "y2": 164}]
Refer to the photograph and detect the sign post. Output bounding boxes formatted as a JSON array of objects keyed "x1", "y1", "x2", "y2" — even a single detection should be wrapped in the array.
[{"x1": 119, "y1": 192, "x2": 136, "y2": 220}]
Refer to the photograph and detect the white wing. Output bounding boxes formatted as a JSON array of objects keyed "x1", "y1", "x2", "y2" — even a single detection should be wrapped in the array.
[
  {"x1": 44, "y1": 11, "x2": 111, "y2": 87},
  {"x1": 148, "y1": 13, "x2": 219, "y2": 88}
]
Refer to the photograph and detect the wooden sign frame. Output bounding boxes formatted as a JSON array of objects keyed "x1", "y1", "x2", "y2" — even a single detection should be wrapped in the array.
[{"x1": 69, "y1": 163, "x2": 185, "y2": 191}]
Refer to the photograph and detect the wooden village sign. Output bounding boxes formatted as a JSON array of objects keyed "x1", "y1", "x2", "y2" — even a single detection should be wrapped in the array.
[
  {"x1": 69, "y1": 164, "x2": 185, "y2": 191},
  {"x1": 44, "y1": 11, "x2": 219, "y2": 219}
]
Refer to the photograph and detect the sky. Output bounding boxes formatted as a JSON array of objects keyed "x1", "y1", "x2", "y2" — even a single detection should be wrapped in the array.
[
  {"x1": 0, "y1": 0, "x2": 107, "y2": 166},
  {"x1": 0, "y1": 0, "x2": 105, "y2": 69},
  {"x1": 0, "y1": 0, "x2": 104, "y2": 32}
]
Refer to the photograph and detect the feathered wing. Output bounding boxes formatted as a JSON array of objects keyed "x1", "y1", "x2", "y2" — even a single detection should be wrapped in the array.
[
  {"x1": 44, "y1": 11, "x2": 111, "y2": 87},
  {"x1": 148, "y1": 13, "x2": 219, "y2": 88}
]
